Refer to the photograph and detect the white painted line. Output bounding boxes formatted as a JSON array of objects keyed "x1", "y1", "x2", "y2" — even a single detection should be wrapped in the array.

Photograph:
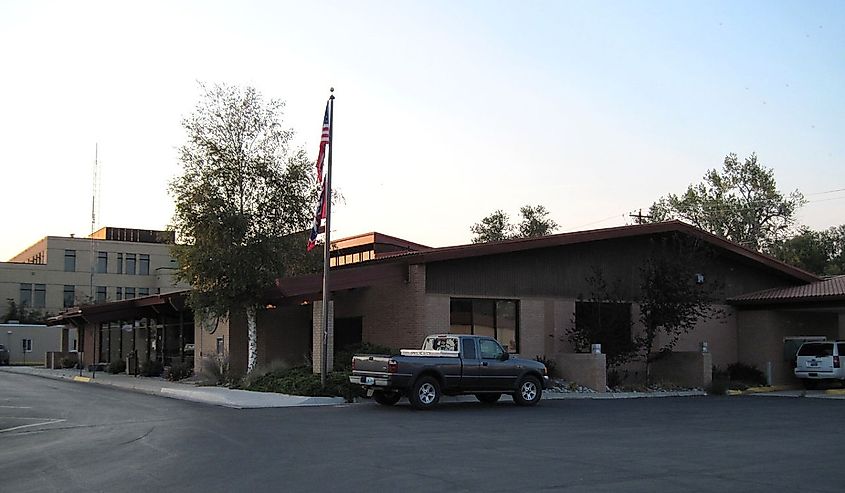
[
  {"x1": 0, "y1": 418, "x2": 66, "y2": 433},
  {"x1": 0, "y1": 406, "x2": 33, "y2": 409}
]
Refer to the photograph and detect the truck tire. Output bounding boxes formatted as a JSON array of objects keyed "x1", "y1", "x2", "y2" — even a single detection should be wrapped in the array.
[
  {"x1": 409, "y1": 376, "x2": 441, "y2": 410},
  {"x1": 513, "y1": 375, "x2": 542, "y2": 406},
  {"x1": 373, "y1": 391, "x2": 402, "y2": 406},
  {"x1": 475, "y1": 393, "x2": 501, "y2": 404}
]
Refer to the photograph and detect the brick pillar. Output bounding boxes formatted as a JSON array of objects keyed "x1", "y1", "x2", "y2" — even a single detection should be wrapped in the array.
[{"x1": 312, "y1": 301, "x2": 335, "y2": 374}]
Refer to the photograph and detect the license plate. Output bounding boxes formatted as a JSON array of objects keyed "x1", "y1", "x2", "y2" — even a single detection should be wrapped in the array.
[{"x1": 360, "y1": 376, "x2": 375, "y2": 385}]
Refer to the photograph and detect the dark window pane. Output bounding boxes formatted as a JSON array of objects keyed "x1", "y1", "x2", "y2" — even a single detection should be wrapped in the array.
[
  {"x1": 138, "y1": 288, "x2": 149, "y2": 297},
  {"x1": 473, "y1": 300, "x2": 495, "y2": 339},
  {"x1": 496, "y1": 300, "x2": 518, "y2": 352},
  {"x1": 63, "y1": 285, "x2": 75, "y2": 308},
  {"x1": 33, "y1": 284, "x2": 46, "y2": 308},
  {"x1": 462, "y1": 338, "x2": 477, "y2": 359},
  {"x1": 64, "y1": 250, "x2": 76, "y2": 272},
  {"x1": 139, "y1": 254, "x2": 150, "y2": 275},
  {"x1": 125, "y1": 287, "x2": 135, "y2": 299},
  {"x1": 125, "y1": 254, "x2": 136, "y2": 275},
  {"x1": 798, "y1": 343, "x2": 833, "y2": 357},
  {"x1": 115, "y1": 287, "x2": 123, "y2": 301},
  {"x1": 19, "y1": 283, "x2": 32, "y2": 308},
  {"x1": 97, "y1": 252, "x2": 108, "y2": 274},
  {"x1": 450, "y1": 299, "x2": 473, "y2": 334},
  {"x1": 96, "y1": 286, "x2": 107, "y2": 303},
  {"x1": 117, "y1": 253, "x2": 123, "y2": 274}
]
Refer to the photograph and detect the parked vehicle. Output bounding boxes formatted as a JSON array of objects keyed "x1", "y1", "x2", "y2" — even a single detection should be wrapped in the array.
[
  {"x1": 350, "y1": 334, "x2": 549, "y2": 409},
  {"x1": 0, "y1": 344, "x2": 9, "y2": 365},
  {"x1": 794, "y1": 340, "x2": 845, "y2": 389}
]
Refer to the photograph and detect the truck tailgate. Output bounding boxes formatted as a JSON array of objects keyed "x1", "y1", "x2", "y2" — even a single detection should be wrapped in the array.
[{"x1": 352, "y1": 354, "x2": 392, "y2": 374}]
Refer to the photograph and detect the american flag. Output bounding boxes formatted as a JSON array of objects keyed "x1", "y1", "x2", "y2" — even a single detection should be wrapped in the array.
[{"x1": 307, "y1": 102, "x2": 331, "y2": 252}]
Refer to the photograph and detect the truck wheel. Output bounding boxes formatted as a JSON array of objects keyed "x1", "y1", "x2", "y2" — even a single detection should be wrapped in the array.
[
  {"x1": 475, "y1": 393, "x2": 501, "y2": 404},
  {"x1": 373, "y1": 391, "x2": 401, "y2": 406},
  {"x1": 409, "y1": 376, "x2": 441, "y2": 410},
  {"x1": 513, "y1": 376, "x2": 542, "y2": 406}
]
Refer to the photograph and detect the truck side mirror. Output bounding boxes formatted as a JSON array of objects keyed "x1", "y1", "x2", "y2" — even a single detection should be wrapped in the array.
[{"x1": 500, "y1": 352, "x2": 509, "y2": 361}]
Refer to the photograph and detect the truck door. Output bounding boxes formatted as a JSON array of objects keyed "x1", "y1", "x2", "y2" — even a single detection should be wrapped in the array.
[
  {"x1": 478, "y1": 338, "x2": 520, "y2": 391},
  {"x1": 460, "y1": 337, "x2": 482, "y2": 388}
]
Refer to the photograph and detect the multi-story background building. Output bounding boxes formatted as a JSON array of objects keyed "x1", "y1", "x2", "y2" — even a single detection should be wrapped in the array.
[{"x1": 0, "y1": 227, "x2": 187, "y2": 319}]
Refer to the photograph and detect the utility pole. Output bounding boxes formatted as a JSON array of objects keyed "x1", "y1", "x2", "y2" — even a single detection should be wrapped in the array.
[{"x1": 630, "y1": 209, "x2": 653, "y2": 225}]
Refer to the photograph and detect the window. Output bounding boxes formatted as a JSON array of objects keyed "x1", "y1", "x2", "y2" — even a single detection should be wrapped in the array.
[
  {"x1": 33, "y1": 284, "x2": 46, "y2": 308},
  {"x1": 125, "y1": 254, "x2": 136, "y2": 275},
  {"x1": 117, "y1": 253, "x2": 123, "y2": 274},
  {"x1": 64, "y1": 249, "x2": 76, "y2": 272},
  {"x1": 97, "y1": 251, "x2": 108, "y2": 273},
  {"x1": 96, "y1": 286, "x2": 107, "y2": 303},
  {"x1": 19, "y1": 283, "x2": 32, "y2": 308},
  {"x1": 138, "y1": 287, "x2": 149, "y2": 297},
  {"x1": 574, "y1": 301, "x2": 633, "y2": 359},
  {"x1": 479, "y1": 338, "x2": 504, "y2": 360},
  {"x1": 125, "y1": 287, "x2": 136, "y2": 299},
  {"x1": 139, "y1": 254, "x2": 150, "y2": 275},
  {"x1": 63, "y1": 285, "x2": 75, "y2": 308},
  {"x1": 216, "y1": 337, "x2": 224, "y2": 355},
  {"x1": 462, "y1": 338, "x2": 477, "y2": 359},
  {"x1": 115, "y1": 287, "x2": 123, "y2": 301},
  {"x1": 22, "y1": 339, "x2": 32, "y2": 353},
  {"x1": 449, "y1": 298, "x2": 520, "y2": 352}
]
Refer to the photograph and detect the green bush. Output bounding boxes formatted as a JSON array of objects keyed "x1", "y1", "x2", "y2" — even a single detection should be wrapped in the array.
[
  {"x1": 727, "y1": 362, "x2": 767, "y2": 387},
  {"x1": 107, "y1": 359, "x2": 126, "y2": 374},
  {"x1": 168, "y1": 361, "x2": 193, "y2": 381},
  {"x1": 140, "y1": 359, "x2": 164, "y2": 377},
  {"x1": 334, "y1": 342, "x2": 395, "y2": 372},
  {"x1": 243, "y1": 366, "x2": 363, "y2": 402}
]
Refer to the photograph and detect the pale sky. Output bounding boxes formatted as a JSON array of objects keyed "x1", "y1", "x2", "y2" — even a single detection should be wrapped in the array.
[{"x1": 1, "y1": 0, "x2": 843, "y2": 260}]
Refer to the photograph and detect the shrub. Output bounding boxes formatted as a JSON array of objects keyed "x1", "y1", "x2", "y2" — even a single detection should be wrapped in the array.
[
  {"x1": 606, "y1": 369, "x2": 625, "y2": 388},
  {"x1": 534, "y1": 355, "x2": 557, "y2": 377},
  {"x1": 140, "y1": 359, "x2": 164, "y2": 377},
  {"x1": 241, "y1": 359, "x2": 290, "y2": 389},
  {"x1": 60, "y1": 357, "x2": 77, "y2": 369},
  {"x1": 108, "y1": 359, "x2": 126, "y2": 374},
  {"x1": 198, "y1": 354, "x2": 237, "y2": 386},
  {"x1": 168, "y1": 361, "x2": 193, "y2": 381},
  {"x1": 727, "y1": 362, "x2": 767, "y2": 387},
  {"x1": 707, "y1": 366, "x2": 730, "y2": 395},
  {"x1": 334, "y1": 342, "x2": 395, "y2": 372},
  {"x1": 243, "y1": 366, "x2": 363, "y2": 402}
]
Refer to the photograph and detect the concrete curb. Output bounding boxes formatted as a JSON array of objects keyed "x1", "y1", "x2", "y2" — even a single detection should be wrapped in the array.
[
  {"x1": 544, "y1": 390, "x2": 706, "y2": 400},
  {"x1": 0, "y1": 366, "x2": 345, "y2": 409}
]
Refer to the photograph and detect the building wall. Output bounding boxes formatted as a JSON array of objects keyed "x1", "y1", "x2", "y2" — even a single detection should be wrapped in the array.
[
  {"x1": 0, "y1": 323, "x2": 64, "y2": 365},
  {"x1": 1, "y1": 235, "x2": 187, "y2": 317},
  {"x1": 737, "y1": 309, "x2": 839, "y2": 385}
]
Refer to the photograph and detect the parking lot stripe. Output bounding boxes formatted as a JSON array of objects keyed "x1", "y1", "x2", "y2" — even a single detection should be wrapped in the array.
[{"x1": 0, "y1": 418, "x2": 66, "y2": 434}]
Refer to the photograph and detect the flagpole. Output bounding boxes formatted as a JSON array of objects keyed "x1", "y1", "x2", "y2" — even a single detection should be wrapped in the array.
[{"x1": 320, "y1": 88, "x2": 334, "y2": 388}]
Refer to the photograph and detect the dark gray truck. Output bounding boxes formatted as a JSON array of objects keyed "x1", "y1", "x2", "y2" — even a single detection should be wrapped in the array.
[{"x1": 350, "y1": 334, "x2": 550, "y2": 409}]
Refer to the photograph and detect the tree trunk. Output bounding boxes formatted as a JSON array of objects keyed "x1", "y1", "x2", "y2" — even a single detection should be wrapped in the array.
[{"x1": 247, "y1": 306, "x2": 257, "y2": 374}]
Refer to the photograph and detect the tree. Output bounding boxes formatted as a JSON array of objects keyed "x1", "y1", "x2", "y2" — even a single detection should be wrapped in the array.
[
  {"x1": 649, "y1": 153, "x2": 805, "y2": 251},
  {"x1": 770, "y1": 225, "x2": 845, "y2": 276},
  {"x1": 470, "y1": 204, "x2": 558, "y2": 243},
  {"x1": 2, "y1": 299, "x2": 48, "y2": 324},
  {"x1": 635, "y1": 235, "x2": 721, "y2": 383},
  {"x1": 517, "y1": 204, "x2": 559, "y2": 238},
  {"x1": 170, "y1": 83, "x2": 318, "y2": 375},
  {"x1": 470, "y1": 210, "x2": 514, "y2": 243}
]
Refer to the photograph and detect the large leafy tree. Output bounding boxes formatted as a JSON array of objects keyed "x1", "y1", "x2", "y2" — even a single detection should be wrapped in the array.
[
  {"x1": 170, "y1": 83, "x2": 317, "y2": 374},
  {"x1": 649, "y1": 153, "x2": 805, "y2": 251},
  {"x1": 470, "y1": 204, "x2": 558, "y2": 243},
  {"x1": 770, "y1": 225, "x2": 845, "y2": 276}
]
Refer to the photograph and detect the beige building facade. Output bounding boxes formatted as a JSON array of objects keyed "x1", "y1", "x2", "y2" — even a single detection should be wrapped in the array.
[{"x1": 1, "y1": 227, "x2": 187, "y2": 319}]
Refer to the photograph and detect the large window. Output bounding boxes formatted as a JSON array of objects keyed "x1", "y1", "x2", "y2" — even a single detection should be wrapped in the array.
[
  {"x1": 138, "y1": 287, "x2": 149, "y2": 297},
  {"x1": 64, "y1": 250, "x2": 76, "y2": 272},
  {"x1": 97, "y1": 251, "x2": 108, "y2": 273},
  {"x1": 115, "y1": 287, "x2": 123, "y2": 301},
  {"x1": 574, "y1": 301, "x2": 633, "y2": 360},
  {"x1": 117, "y1": 253, "x2": 123, "y2": 274},
  {"x1": 139, "y1": 254, "x2": 150, "y2": 275},
  {"x1": 63, "y1": 285, "x2": 75, "y2": 308},
  {"x1": 125, "y1": 287, "x2": 136, "y2": 299},
  {"x1": 33, "y1": 284, "x2": 46, "y2": 308},
  {"x1": 19, "y1": 283, "x2": 32, "y2": 308},
  {"x1": 125, "y1": 254, "x2": 137, "y2": 275},
  {"x1": 96, "y1": 286, "x2": 107, "y2": 303},
  {"x1": 450, "y1": 298, "x2": 519, "y2": 352},
  {"x1": 22, "y1": 339, "x2": 32, "y2": 353}
]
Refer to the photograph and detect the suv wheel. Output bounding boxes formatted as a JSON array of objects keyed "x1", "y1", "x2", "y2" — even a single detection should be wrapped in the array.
[
  {"x1": 409, "y1": 376, "x2": 441, "y2": 410},
  {"x1": 513, "y1": 375, "x2": 542, "y2": 406}
]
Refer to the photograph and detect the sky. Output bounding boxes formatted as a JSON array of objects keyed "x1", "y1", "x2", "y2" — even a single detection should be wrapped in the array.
[{"x1": 1, "y1": 0, "x2": 843, "y2": 260}]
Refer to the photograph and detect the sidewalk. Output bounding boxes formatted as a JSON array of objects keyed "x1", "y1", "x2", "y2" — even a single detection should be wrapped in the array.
[
  {"x1": 0, "y1": 366, "x2": 345, "y2": 409},
  {"x1": 2, "y1": 366, "x2": 708, "y2": 408}
]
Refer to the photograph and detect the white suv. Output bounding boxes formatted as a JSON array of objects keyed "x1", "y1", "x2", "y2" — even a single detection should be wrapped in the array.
[{"x1": 794, "y1": 341, "x2": 845, "y2": 389}]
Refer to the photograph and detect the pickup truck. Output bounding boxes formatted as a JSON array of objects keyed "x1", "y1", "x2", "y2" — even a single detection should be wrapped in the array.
[{"x1": 350, "y1": 334, "x2": 550, "y2": 409}]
